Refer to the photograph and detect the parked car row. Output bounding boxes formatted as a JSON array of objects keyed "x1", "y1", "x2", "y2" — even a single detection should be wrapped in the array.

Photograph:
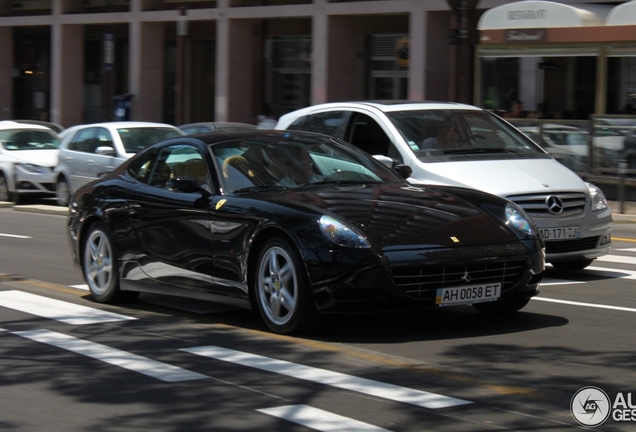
[{"x1": 0, "y1": 119, "x2": 257, "y2": 205}]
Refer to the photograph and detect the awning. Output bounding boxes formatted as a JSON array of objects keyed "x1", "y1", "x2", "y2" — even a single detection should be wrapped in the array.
[
  {"x1": 606, "y1": 0, "x2": 636, "y2": 26},
  {"x1": 478, "y1": 1, "x2": 612, "y2": 30}
]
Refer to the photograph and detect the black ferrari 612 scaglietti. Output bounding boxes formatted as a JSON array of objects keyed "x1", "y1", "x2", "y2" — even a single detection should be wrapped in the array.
[{"x1": 67, "y1": 130, "x2": 545, "y2": 334}]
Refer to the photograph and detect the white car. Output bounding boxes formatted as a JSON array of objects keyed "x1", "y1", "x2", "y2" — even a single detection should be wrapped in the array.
[
  {"x1": 55, "y1": 121, "x2": 184, "y2": 206},
  {"x1": 0, "y1": 121, "x2": 61, "y2": 203},
  {"x1": 276, "y1": 101, "x2": 613, "y2": 270}
]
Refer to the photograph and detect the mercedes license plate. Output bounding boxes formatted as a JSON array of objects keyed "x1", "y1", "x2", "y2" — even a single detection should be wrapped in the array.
[
  {"x1": 538, "y1": 226, "x2": 581, "y2": 240},
  {"x1": 436, "y1": 283, "x2": 501, "y2": 307}
]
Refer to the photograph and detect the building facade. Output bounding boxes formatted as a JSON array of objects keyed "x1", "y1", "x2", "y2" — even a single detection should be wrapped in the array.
[{"x1": 1, "y1": 0, "x2": 635, "y2": 128}]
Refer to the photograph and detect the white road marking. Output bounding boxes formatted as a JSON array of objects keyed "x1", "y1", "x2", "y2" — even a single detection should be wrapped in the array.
[
  {"x1": 13, "y1": 329, "x2": 209, "y2": 382},
  {"x1": 616, "y1": 248, "x2": 636, "y2": 253},
  {"x1": 540, "y1": 278, "x2": 583, "y2": 286},
  {"x1": 181, "y1": 346, "x2": 471, "y2": 409},
  {"x1": 532, "y1": 297, "x2": 636, "y2": 313},
  {"x1": 0, "y1": 290, "x2": 136, "y2": 324},
  {"x1": 595, "y1": 254, "x2": 636, "y2": 265},
  {"x1": 586, "y1": 266, "x2": 636, "y2": 280},
  {"x1": 70, "y1": 284, "x2": 89, "y2": 291},
  {"x1": 257, "y1": 405, "x2": 391, "y2": 431},
  {"x1": 0, "y1": 233, "x2": 31, "y2": 239}
]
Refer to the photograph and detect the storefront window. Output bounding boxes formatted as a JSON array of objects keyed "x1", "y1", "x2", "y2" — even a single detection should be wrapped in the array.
[{"x1": 480, "y1": 55, "x2": 596, "y2": 120}]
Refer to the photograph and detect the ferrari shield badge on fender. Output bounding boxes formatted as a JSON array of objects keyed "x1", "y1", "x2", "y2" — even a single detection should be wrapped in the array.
[{"x1": 215, "y1": 199, "x2": 227, "y2": 210}]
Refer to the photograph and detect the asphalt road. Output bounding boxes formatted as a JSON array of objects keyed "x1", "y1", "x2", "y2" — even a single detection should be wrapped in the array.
[{"x1": 1, "y1": 204, "x2": 636, "y2": 431}]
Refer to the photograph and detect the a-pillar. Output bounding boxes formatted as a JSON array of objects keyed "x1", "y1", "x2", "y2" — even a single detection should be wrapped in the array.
[
  {"x1": 129, "y1": 21, "x2": 164, "y2": 122},
  {"x1": 0, "y1": 27, "x2": 12, "y2": 120},
  {"x1": 51, "y1": 24, "x2": 83, "y2": 127}
]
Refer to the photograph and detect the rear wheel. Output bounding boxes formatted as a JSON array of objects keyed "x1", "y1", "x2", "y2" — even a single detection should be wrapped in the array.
[
  {"x1": 56, "y1": 177, "x2": 71, "y2": 207},
  {"x1": 472, "y1": 298, "x2": 530, "y2": 314},
  {"x1": 253, "y1": 237, "x2": 317, "y2": 334},
  {"x1": 82, "y1": 221, "x2": 137, "y2": 303},
  {"x1": 550, "y1": 259, "x2": 594, "y2": 271}
]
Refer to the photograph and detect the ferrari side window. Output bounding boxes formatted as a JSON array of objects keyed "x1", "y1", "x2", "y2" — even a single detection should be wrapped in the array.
[{"x1": 143, "y1": 144, "x2": 210, "y2": 190}]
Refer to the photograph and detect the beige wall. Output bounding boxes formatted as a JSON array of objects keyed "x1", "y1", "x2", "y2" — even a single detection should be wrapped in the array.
[{"x1": 131, "y1": 21, "x2": 164, "y2": 122}]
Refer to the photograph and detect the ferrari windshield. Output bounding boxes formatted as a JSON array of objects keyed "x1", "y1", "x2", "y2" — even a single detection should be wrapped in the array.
[
  {"x1": 386, "y1": 109, "x2": 544, "y2": 161},
  {"x1": 212, "y1": 134, "x2": 403, "y2": 194}
]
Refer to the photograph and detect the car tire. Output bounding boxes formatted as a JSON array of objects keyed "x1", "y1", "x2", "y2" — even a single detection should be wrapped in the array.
[
  {"x1": 0, "y1": 174, "x2": 10, "y2": 202},
  {"x1": 83, "y1": 221, "x2": 138, "y2": 303},
  {"x1": 56, "y1": 177, "x2": 71, "y2": 207},
  {"x1": 550, "y1": 259, "x2": 594, "y2": 271},
  {"x1": 472, "y1": 298, "x2": 530, "y2": 314},
  {"x1": 253, "y1": 237, "x2": 317, "y2": 334}
]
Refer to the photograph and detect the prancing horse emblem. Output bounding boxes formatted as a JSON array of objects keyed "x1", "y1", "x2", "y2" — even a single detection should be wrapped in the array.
[{"x1": 461, "y1": 270, "x2": 471, "y2": 283}]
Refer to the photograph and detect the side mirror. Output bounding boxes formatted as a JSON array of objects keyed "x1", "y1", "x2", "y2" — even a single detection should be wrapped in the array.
[
  {"x1": 393, "y1": 164, "x2": 413, "y2": 180},
  {"x1": 167, "y1": 176, "x2": 202, "y2": 193},
  {"x1": 373, "y1": 154, "x2": 394, "y2": 168},
  {"x1": 95, "y1": 146, "x2": 116, "y2": 157}
]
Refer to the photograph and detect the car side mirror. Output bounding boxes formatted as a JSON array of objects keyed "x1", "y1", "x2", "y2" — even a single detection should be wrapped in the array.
[
  {"x1": 95, "y1": 146, "x2": 116, "y2": 157},
  {"x1": 373, "y1": 154, "x2": 394, "y2": 168},
  {"x1": 393, "y1": 164, "x2": 412, "y2": 180}
]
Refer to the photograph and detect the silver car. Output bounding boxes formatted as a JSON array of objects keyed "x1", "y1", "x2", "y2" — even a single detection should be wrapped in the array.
[
  {"x1": 0, "y1": 121, "x2": 61, "y2": 203},
  {"x1": 55, "y1": 121, "x2": 184, "y2": 206},
  {"x1": 276, "y1": 101, "x2": 613, "y2": 270}
]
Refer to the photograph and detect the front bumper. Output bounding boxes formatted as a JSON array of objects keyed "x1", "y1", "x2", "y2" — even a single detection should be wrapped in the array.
[{"x1": 303, "y1": 238, "x2": 545, "y2": 313}]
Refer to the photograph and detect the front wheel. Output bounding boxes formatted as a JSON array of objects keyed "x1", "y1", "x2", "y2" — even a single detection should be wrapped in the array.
[
  {"x1": 472, "y1": 298, "x2": 530, "y2": 314},
  {"x1": 82, "y1": 221, "x2": 137, "y2": 303},
  {"x1": 56, "y1": 177, "x2": 71, "y2": 207},
  {"x1": 253, "y1": 237, "x2": 317, "y2": 334},
  {"x1": 550, "y1": 259, "x2": 594, "y2": 271},
  {"x1": 0, "y1": 174, "x2": 13, "y2": 202}
]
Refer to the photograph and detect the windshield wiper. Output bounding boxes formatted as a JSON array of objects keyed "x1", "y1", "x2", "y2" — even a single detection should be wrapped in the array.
[{"x1": 232, "y1": 185, "x2": 288, "y2": 193}]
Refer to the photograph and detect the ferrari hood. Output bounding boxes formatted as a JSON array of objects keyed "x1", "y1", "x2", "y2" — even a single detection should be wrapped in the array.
[{"x1": 273, "y1": 183, "x2": 518, "y2": 248}]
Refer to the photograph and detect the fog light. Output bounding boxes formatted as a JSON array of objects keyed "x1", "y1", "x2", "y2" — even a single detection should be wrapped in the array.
[{"x1": 599, "y1": 235, "x2": 611, "y2": 246}]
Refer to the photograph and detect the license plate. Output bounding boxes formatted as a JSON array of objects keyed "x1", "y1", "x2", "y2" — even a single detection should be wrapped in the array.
[
  {"x1": 538, "y1": 226, "x2": 581, "y2": 240},
  {"x1": 436, "y1": 283, "x2": 501, "y2": 307}
]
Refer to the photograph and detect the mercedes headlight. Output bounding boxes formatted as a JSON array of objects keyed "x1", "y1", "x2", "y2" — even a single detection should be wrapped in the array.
[
  {"x1": 587, "y1": 183, "x2": 608, "y2": 212},
  {"x1": 505, "y1": 203, "x2": 535, "y2": 236},
  {"x1": 319, "y1": 215, "x2": 370, "y2": 248}
]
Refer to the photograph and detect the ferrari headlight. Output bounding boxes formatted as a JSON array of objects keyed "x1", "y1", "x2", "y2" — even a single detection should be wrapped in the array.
[
  {"x1": 587, "y1": 183, "x2": 608, "y2": 212},
  {"x1": 16, "y1": 163, "x2": 50, "y2": 174},
  {"x1": 505, "y1": 203, "x2": 535, "y2": 236},
  {"x1": 319, "y1": 215, "x2": 370, "y2": 248}
]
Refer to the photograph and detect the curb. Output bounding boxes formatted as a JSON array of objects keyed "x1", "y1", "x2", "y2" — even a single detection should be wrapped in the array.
[{"x1": 10, "y1": 204, "x2": 68, "y2": 216}]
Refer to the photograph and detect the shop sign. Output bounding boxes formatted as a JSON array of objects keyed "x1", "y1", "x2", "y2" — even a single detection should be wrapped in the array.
[{"x1": 505, "y1": 29, "x2": 546, "y2": 43}]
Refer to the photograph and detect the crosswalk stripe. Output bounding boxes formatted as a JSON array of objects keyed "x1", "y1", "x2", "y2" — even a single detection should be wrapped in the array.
[
  {"x1": 13, "y1": 329, "x2": 209, "y2": 382},
  {"x1": 0, "y1": 290, "x2": 136, "y2": 324},
  {"x1": 181, "y1": 346, "x2": 471, "y2": 409},
  {"x1": 533, "y1": 297, "x2": 636, "y2": 313},
  {"x1": 257, "y1": 405, "x2": 391, "y2": 431},
  {"x1": 595, "y1": 255, "x2": 636, "y2": 265},
  {"x1": 587, "y1": 265, "x2": 636, "y2": 280}
]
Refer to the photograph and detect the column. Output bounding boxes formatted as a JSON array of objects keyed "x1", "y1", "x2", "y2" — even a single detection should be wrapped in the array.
[
  {"x1": 130, "y1": 20, "x2": 164, "y2": 122},
  {"x1": 215, "y1": 0, "x2": 230, "y2": 122},
  {"x1": 0, "y1": 27, "x2": 12, "y2": 119},
  {"x1": 311, "y1": 0, "x2": 328, "y2": 105},
  {"x1": 51, "y1": 24, "x2": 83, "y2": 127},
  {"x1": 408, "y1": 3, "x2": 427, "y2": 100}
]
